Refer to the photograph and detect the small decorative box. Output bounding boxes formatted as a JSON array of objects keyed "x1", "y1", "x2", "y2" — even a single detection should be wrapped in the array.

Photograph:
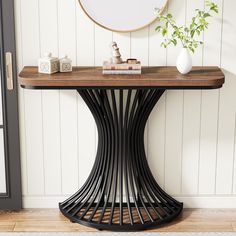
[
  {"x1": 38, "y1": 53, "x2": 59, "y2": 74},
  {"x1": 59, "y1": 55, "x2": 72, "y2": 73}
]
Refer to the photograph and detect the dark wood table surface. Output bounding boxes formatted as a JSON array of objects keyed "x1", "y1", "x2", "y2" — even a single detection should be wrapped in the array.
[{"x1": 19, "y1": 66, "x2": 225, "y2": 89}]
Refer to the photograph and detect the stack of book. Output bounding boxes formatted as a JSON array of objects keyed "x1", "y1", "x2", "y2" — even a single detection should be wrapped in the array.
[{"x1": 102, "y1": 61, "x2": 141, "y2": 75}]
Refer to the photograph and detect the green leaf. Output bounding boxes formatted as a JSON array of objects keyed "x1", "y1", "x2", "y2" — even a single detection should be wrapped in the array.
[
  {"x1": 184, "y1": 27, "x2": 189, "y2": 32},
  {"x1": 203, "y1": 13, "x2": 211, "y2": 17},
  {"x1": 212, "y1": 8, "x2": 219, "y2": 13},
  {"x1": 172, "y1": 39, "x2": 177, "y2": 46},
  {"x1": 190, "y1": 22, "x2": 196, "y2": 30},
  {"x1": 155, "y1": 0, "x2": 218, "y2": 52},
  {"x1": 162, "y1": 28, "x2": 167, "y2": 36},
  {"x1": 189, "y1": 47, "x2": 195, "y2": 53},
  {"x1": 190, "y1": 30, "x2": 195, "y2": 38},
  {"x1": 155, "y1": 25, "x2": 162, "y2": 31}
]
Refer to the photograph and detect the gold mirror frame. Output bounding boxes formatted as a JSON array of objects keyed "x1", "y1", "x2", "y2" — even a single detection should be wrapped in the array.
[{"x1": 78, "y1": 0, "x2": 168, "y2": 33}]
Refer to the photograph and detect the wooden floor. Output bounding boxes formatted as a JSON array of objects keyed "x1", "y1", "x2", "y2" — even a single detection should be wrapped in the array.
[{"x1": 0, "y1": 209, "x2": 236, "y2": 232}]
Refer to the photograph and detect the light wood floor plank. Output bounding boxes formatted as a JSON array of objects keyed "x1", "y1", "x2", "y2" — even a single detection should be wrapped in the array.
[
  {"x1": 0, "y1": 222, "x2": 15, "y2": 232},
  {"x1": 13, "y1": 221, "x2": 96, "y2": 232},
  {"x1": 0, "y1": 209, "x2": 235, "y2": 232}
]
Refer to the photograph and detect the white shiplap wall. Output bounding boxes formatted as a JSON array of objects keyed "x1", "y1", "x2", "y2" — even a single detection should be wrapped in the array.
[{"x1": 14, "y1": 0, "x2": 236, "y2": 208}]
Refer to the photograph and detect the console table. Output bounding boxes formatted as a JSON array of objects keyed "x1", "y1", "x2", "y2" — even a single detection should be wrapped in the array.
[{"x1": 19, "y1": 66, "x2": 225, "y2": 231}]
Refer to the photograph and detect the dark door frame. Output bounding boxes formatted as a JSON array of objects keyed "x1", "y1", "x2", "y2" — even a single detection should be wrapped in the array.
[{"x1": 0, "y1": 0, "x2": 22, "y2": 209}]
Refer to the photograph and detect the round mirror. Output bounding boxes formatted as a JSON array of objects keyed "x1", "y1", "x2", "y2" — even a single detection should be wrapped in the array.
[{"x1": 78, "y1": 0, "x2": 168, "y2": 32}]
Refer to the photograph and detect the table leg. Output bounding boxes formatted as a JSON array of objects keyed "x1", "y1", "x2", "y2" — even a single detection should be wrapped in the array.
[{"x1": 59, "y1": 88, "x2": 183, "y2": 231}]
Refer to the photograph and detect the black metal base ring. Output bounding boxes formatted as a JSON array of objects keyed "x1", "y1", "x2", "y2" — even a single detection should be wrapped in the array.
[{"x1": 59, "y1": 89, "x2": 183, "y2": 231}]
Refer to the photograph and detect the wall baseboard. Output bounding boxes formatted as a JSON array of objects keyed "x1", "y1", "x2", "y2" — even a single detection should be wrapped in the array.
[{"x1": 23, "y1": 196, "x2": 236, "y2": 209}]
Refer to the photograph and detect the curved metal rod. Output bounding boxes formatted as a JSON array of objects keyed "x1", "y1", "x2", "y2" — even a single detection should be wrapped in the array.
[
  {"x1": 61, "y1": 90, "x2": 104, "y2": 209},
  {"x1": 59, "y1": 88, "x2": 183, "y2": 231},
  {"x1": 108, "y1": 90, "x2": 120, "y2": 225},
  {"x1": 137, "y1": 90, "x2": 182, "y2": 208},
  {"x1": 66, "y1": 90, "x2": 106, "y2": 214}
]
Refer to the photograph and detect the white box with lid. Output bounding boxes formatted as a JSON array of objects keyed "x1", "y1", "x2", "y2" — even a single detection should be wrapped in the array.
[
  {"x1": 59, "y1": 55, "x2": 72, "y2": 73},
  {"x1": 38, "y1": 53, "x2": 59, "y2": 74}
]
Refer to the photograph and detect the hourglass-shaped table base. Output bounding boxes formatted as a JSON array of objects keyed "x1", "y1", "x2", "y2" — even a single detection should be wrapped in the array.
[{"x1": 59, "y1": 88, "x2": 183, "y2": 231}]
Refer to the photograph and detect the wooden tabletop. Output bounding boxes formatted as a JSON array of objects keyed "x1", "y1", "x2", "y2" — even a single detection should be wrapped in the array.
[{"x1": 19, "y1": 66, "x2": 225, "y2": 89}]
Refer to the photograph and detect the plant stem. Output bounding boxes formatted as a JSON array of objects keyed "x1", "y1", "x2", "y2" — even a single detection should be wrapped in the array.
[{"x1": 165, "y1": 17, "x2": 185, "y2": 48}]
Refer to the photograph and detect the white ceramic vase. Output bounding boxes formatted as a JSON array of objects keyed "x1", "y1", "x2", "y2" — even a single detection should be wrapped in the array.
[{"x1": 176, "y1": 48, "x2": 192, "y2": 74}]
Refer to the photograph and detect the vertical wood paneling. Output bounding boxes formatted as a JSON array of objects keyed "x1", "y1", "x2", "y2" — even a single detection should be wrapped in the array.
[
  {"x1": 198, "y1": 0, "x2": 223, "y2": 194},
  {"x1": 217, "y1": 0, "x2": 236, "y2": 194},
  {"x1": 76, "y1": 3, "x2": 94, "y2": 66},
  {"x1": 203, "y1": 0, "x2": 223, "y2": 67},
  {"x1": 39, "y1": 0, "x2": 61, "y2": 195},
  {"x1": 164, "y1": 0, "x2": 186, "y2": 195},
  {"x1": 93, "y1": 27, "x2": 112, "y2": 165},
  {"x1": 77, "y1": 95, "x2": 96, "y2": 187},
  {"x1": 182, "y1": 91, "x2": 201, "y2": 194},
  {"x1": 112, "y1": 33, "x2": 131, "y2": 59},
  {"x1": 58, "y1": 0, "x2": 77, "y2": 62},
  {"x1": 199, "y1": 90, "x2": 219, "y2": 194},
  {"x1": 21, "y1": 0, "x2": 45, "y2": 195},
  {"x1": 185, "y1": 1, "x2": 204, "y2": 65},
  {"x1": 148, "y1": 94, "x2": 166, "y2": 187},
  {"x1": 233, "y1": 113, "x2": 236, "y2": 193},
  {"x1": 58, "y1": 0, "x2": 78, "y2": 195},
  {"x1": 60, "y1": 90, "x2": 78, "y2": 194},
  {"x1": 220, "y1": 0, "x2": 236, "y2": 75},
  {"x1": 42, "y1": 91, "x2": 61, "y2": 195},
  {"x1": 24, "y1": 90, "x2": 45, "y2": 195},
  {"x1": 216, "y1": 71, "x2": 236, "y2": 194},
  {"x1": 94, "y1": 26, "x2": 112, "y2": 66},
  {"x1": 76, "y1": 0, "x2": 96, "y2": 188},
  {"x1": 165, "y1": 90, "x2": 183, "y2": 194},
  {"x1": 39, "y1": 0, "x2": 58, "y2": 57},
  {"x1": 131, "y1": 28, "x2": 149, "y2": 155},
  {"x1": 131, "y1": 28, "x2": 149, "y2": 66},
  {"x1": 16, "y1": 0, "x2": 236, "y2": 207},
  {"x1": 20, "y1": 0, "x2": 40, "y2": 65},
  {"x1": 166, "y1": 0, "x2": 186, "y2": 65},
  {"x1": 148, "y1": 19, "x2": 167, "y2": 187},
  {"x1": 148, "y1": 21, "x2": 167, "y2": 66},
  {"x1": 181, "y1": 0, "x2": 203, "y2": 195}
]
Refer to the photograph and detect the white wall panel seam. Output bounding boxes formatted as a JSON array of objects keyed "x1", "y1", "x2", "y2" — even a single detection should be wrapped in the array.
[
  {"x1": 214, "y1": 0, "x2": 224, "y2": 194},
  {"x1": 180, "y1": 91, "x2": 185, "y2": 194},
  {"x1": 219, "y1": 0, "x2": 225, "y2": 68},
  {"x1": 19, "y1": 0, "x2": 29, "y2": 195},
  {"x1": 214, "y1": 90, "x2": 221, "y2": 194},
  {"x1": 231, "y1": 113, "x2": 236, "y2": 194},
  {"x1": 197, "y1": 91, "x2": 203, "y2": 194},
  {"x1": 163, "y1": 93, "x2": 167, "y2": 190},
  {"x1": 38, "y1": 0, "x2": 46, "y2": 196}
]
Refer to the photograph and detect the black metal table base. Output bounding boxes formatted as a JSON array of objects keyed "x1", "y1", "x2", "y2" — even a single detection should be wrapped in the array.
[{"x1": 59, "y1": 89, "x2": 183, "y2": 231}]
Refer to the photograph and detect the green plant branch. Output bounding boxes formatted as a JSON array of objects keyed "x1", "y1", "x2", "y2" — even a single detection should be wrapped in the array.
[{"x1": 155, "y1": 0, "x2": 218, "y2": 53}]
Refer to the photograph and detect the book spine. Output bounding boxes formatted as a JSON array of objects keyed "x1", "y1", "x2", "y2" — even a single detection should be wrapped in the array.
[
  {"x1": 103, "y1": 64, "x2": 141, "y2": 70},
  {"x1": 103, "y1": 66, "x2": 141, "y2": 70},
  {"x1": 103, "y1": 70, "x2": 141, "y2": 75}
]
